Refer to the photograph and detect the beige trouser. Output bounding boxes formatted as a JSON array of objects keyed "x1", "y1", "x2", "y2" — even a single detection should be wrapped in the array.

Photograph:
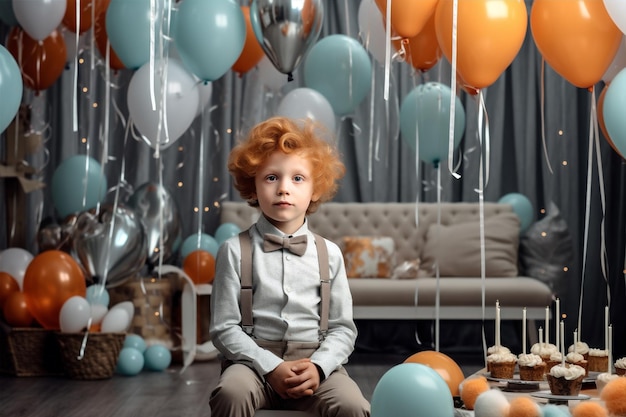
[{"x1": 209, "y1": 340, "x2": 370, "y2": 417}]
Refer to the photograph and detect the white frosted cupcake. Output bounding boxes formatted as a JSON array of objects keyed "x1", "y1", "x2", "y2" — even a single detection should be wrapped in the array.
[
  {"x1": 615, "y1": 357, "x2": 626, "y2": 376},
  {"x1": 565, "y1": 351, "x2": 588, "y2": 376},
  {"x1": 588, "y1": 348, "x2": 609, "y2": 372},
  {"x1": 518, "y1": 353, "x2": 546, "y2": 381},
  {"x1": 486, "y1": 345, "x2": 511, "y2": 372},
  {"x1": 568, "y1": 341, "x2": 590, "y2": 359},
  {"x1": 547, "y1": 364, "x2": 586, "y2": 396},
  {"x1": 596, "y1": 372, "x2": 620, "y2": 394},
  {"x1": 487, "y1": 352, "x2": 517, "y2": 379},
  {"x1": 531, "y1": 342, "x2": 558, "y2": 361}
]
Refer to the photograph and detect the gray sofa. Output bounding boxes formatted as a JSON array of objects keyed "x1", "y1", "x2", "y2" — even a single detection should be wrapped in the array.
[{"x1": 219, "y1": 201, "x2": 554, "y2": 333}]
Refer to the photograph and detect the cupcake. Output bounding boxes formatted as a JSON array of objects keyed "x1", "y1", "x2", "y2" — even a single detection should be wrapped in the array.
[
  {"x1": 517, "y1": 353, "x2": 546, "y2": 381},
  {"x1": 486, "y1": 345, "x2": 511, "y2": 372},
  {"x1": 565, "y1": 351, "x2": 589, "y2": 376},
  {"x1": 568, "y1": 340, "x2": 590, "y2": 360},
  {"x1": 588, "y1": 348, "x2": 609, "y2": 372},
  {"x1": 596, "y1": 372, "x2": 620, "y2": 395},
  {"x1": 544, "y1": 351, "x2": 563, "y2": 374},
  {"x1": 487, "y1": 352, "x2": 517, "y2": 379},
  {"x1": 546, "y1": 364, "x2": 586, "y2": 396},
  {"x1": 531, "y1": 342, "x2": 558, "y2": 365},
  {"x1": 615, "y1": 357, "x2": 626, "y2": 376}
]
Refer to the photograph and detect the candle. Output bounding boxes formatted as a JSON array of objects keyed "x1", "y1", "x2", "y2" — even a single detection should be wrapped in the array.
[
  {"x1": 522, "y1": 307, "x2": 527, "y2": 355},
  {"x1": 608, "y1": 325, "x2": 613, "y2": 374},
  {"x1": 539, "y1": 326, "x2": 543, "y2": 345},
  {"x1": 545, "y1": 306, "x2": 550, "y2": 345},
  {"x1": 560, "y1": 320, "x2": 565, "y2": 366},
  {"x1": 573, "y1": 329, "x2": 578, "y2": 354},
  {"x1": 555, "y1": 298, "x2": 560, "y2": 351},
  {"x1": 605, "y1": 306, "x2": 609, "y2": 350},
  {"x1": 495, "y1": 301, "x2": 501, "y2": 347}
]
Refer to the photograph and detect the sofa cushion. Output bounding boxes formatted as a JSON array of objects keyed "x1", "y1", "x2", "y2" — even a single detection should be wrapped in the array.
[
  {"x1": 419, "y1": 213, "x2": 520, "y2": 277},
  {"x1": 341, "y1": 236, "x2": 396, "y2": 278}
]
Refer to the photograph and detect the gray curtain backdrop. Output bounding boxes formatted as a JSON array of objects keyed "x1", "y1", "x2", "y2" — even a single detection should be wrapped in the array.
[{"x1": 1, "y1": 0, "x2": 624, "y2": 358}]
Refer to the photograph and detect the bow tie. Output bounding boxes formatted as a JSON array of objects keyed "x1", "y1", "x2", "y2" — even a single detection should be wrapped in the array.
[{"x1": 263, "y1": 233, "x2": 308, "y2": 256}]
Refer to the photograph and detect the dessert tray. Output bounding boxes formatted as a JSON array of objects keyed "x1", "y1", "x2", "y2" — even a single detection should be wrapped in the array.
[
  {"x1": 531, "y1": 391, "x2": 591, "y2": 404},
  {"x1": 484, "y1": 373, "x2": 546, "y2": 392}
]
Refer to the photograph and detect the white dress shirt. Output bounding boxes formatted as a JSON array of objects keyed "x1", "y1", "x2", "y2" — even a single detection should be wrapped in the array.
[{"x1": 210, "y1": 214, "x2": 357, "y2": 378}]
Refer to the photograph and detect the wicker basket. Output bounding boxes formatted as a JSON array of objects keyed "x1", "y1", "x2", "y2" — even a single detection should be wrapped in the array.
[
  {"x1": 0, "y1": 324, "x2": 63, "y2": 377},
  {"x1": 56, "y1": 332, "x2": 126, "y2": 380}
]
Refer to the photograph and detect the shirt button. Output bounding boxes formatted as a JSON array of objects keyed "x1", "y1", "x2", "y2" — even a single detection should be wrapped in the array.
[
  {"x1": 285, "y1": 255, "x2": 292, "y2": 261},
  {"x1": 285, "y1": 286, "x2": 292, "y2": 293}
]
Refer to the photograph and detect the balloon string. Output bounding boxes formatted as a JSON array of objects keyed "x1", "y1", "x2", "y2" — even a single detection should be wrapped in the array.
[
  {"x1": 149, "y1": 0, "x2": 157, "y2": 111},
  {"x1": 435, "y1": 163, "x2": 441, "y2": 352},
  {"x1": 195, "y1": 95, "x2": 208, "y2": 251},
  {"x1": 383, "y1": 0, "x2": 391, "y2": 100},
  {"x1": 590, "y1": 88, "x2": 610, "y2": 307},
  {"x1": 72, "y1": 0, "x2": 80, "y2": 132},
  {"x1": 367, "y1": 61, "x2": 376, "y2": 182},
  {"x1": 447, "y1": 0, "x2": 460, "y2": 179},
  {"x1": 539, "y1": 58, "x2": 554, "y2": 175},
  {"x1": 478, "y1": 91, "x2": 491, "y2": 188}
]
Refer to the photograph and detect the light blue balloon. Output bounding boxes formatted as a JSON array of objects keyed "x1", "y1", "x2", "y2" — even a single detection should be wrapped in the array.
[
  {"x1": 173, "y1": 0, "x2": 245, "y2": 81},
  {"x1": 106, "y1": 0, "x2": 169, "y2": 69},
  {"x1": 116, "y1": 347, "x2": 145, "y2": 376},
  {"x1": 51, "y1": 155, "x2": 107, "y2": 219},
  {"x1": 303, "y1": 34, "x2": 372, "y2": 116},
  {"x1": 0, "y1": 45, "x2": 22, "y2": 134},
  {"x1": 542, "y1": 404, "x2": 572, "y2": 417},
  {"x1": 180, "y1": 233, "x2": 219, "y2": 258},
  {"x1": 124, "y1": 334, "x2": 147, "y2": 353},
  {"x1": 86, "y1": 284, "x2": 110, "y2": 307},
  {"x1": 0, "y1": 0, "x2": 18, "y2": 26},
  {"x1": 371, "y1": 363, "x2": 454, "y2": 417},
  {"x1": 143, "y1": 344, "x2": 171, "y2": 371},
  {"x1": 399, "y1": 82, "x2": 465, "y2": 165},
  {"x1": 603, "y1": 67, "x2": 626, "y2": 157},
  {"x1": 498, "y1": 192, "x2": 534, "y2": 233},
  {"x1": 215, "y1": 222, "x2": 241, "y2": 245}
]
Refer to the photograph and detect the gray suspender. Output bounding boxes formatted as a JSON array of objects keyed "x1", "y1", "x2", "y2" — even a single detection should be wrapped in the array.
[{"x1": 238, "y1": 230, "x2": 331, "y2": 341}]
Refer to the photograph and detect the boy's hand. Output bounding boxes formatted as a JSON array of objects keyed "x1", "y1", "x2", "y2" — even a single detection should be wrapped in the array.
[{"x1": 266, "y1": 358, "x2": 321, "y2": 399}]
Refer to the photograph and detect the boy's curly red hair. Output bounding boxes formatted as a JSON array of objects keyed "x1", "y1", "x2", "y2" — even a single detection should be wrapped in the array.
[{"x1": 228, "y1": 117, "x2": 345, "y2": 214}]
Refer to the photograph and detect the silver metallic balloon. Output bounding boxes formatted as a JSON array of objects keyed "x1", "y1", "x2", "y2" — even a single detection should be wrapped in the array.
[
  {"x1": 127, "y1": 182, "x2": 183, "y2": 269},
  {"x1": 71, "y1": 205, "x2": 148, "y2": 288},
  {"x1": 250, "y1": 0, "x2": 324, "y2": 79}
]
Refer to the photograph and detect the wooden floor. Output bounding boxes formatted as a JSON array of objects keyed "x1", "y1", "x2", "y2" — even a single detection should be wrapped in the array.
[{"x1": 0, "y1": 351, "x2": 483, "y2": 417}]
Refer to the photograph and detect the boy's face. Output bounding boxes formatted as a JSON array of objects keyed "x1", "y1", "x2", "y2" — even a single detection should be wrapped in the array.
[{"x1": 253, "y1": 150, "x2": 319, "y2": 234}]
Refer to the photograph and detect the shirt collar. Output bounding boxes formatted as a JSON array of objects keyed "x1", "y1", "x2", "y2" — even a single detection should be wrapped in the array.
[{"x1": 254, "y1": 213, "x2": 310, "y2": 238}]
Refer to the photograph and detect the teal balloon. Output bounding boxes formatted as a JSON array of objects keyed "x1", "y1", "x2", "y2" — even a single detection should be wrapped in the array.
[
  {"x1": 399, "y1": 82, "x2": 465, "y2": 165},
  {"x1": 86, "y1": 284, "x2": 110, "y2": 306},
  {"x1": 215, "y1": 223, "x2": 241, "y2": 245},
  {"x1": 116, "y1": 347, "x2": 145, "y2": 376},
  {"x1": 106, "y1": 0, "x2": 169, "y2": 69},
  {"x1": 0, "y1": 45, "x2": 22, "y2": 134},
  {"x1": 498, "y1": 192, "x2": 534, "y2": 233},
  {"x1": 371, "y1": 363, "x2": 454, "y2": 417},
  {"x1": 51, "y1": 155, "x2": 107, "y2": 219},
  {"x1": 124, "y1": 334, "x2": 147, "y2": 353},
  {"x1": 603, "y1": 68, "x2": 626, "y2": 157},
  {"x1": 173, "y1": 0, "x2": 245, "y2": 81},
  {"x1": 143, "y1": 344, "x2": 171, "y2": 371},
  {"x1": 0, "y1": 0, "x2": 18, "y2": 26},
  {"x1": 180, "y1": 233, "x2": 219, "y2": 258},
  {"x1": 303, "y1": 34, "x2": 372, "y2": 116}
]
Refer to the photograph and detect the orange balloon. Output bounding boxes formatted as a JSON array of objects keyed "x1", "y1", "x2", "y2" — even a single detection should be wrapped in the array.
[
  {"x1": 232, "y1": 6, "x2": 266, "y2": 75},
  {"x1": 401, "y1": 11, "x2": 441, "y2": 72},
  {"x1": 22, "y1": 250, "x2": 86, "y2": 330},
  {"x1": 63, "y1": 0, "x2": 102, "y2": 34},
  {"x1": 404, "y1": 350, "x2": 465, "y2": 396},
  {"x1": 183, "y1": 250, "x2": 216, "y2": 285},
  {"x1": 3, "y1": 292, "x2": 35, "y2": 327},
  {"x1": 435, "y1": 0, "x2": 528, "y2": 91},
  {"x1": 93, "y1": 0, "x2": 126, "y2": 70},
  {"x1": 6, "y1": 27, "x2": 68, "y2": 92},
  {"x1": 597, "y1": 83, "x2": 623, "y2": 158},
  {"x1": 530, "y1": 0, "x2": 622, "y2": 89},
  {"x1": 375, "y1": 0, "x2": 438, "y2": 39},
  {"x1": 0, "y1": 272, "x2": 19, "y2": 309}
]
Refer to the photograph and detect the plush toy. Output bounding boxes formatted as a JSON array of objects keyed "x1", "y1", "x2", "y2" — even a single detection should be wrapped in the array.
[
  {"x1": 571, "y1": 402, "x2": 608, "y2": 417},
  {"x1": 474, "y1": 389, "x2": 510, "y2": 417},
  {"x1": 600, "y1": 376, "x2": 626, "y2": 416},
  {"x1": 459, "y1": 376, "x2": 490, "y2": 410},
  {"x1": 508, "y1": 396, "x2": 541, "y2": 417},
  {"x1": 542, "y1": 404, "x2": 572, "y2": 417}
]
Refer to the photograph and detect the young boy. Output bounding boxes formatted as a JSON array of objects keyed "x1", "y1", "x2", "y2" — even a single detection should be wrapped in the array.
[{"x1": 209, "y1": 117, "x2": 370, "y2": 416}]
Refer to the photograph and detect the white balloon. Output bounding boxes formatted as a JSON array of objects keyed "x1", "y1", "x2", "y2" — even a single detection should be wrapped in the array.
[
  {"x1": 605, "y1": 0, "x2": 626, "y2": 36},
  {"x1": 357, "y1": 0, "x2": 389, "y2": 65},
  {"x1": 110, "y1": 301, "x2": 134, "y2": 324},
  {"x1": 257, "y1": 56, "x2": 289, "y2": 92},
  {"x1": 127, "y1": 58, "x2": 200, "y2": 150},
  {"x1": 90, "y1": 304, "x2": 108, "y2": 325},
  {"x1": 101, "y1": 307, "x2": 130, "y2": 333},
  {"x1": 276, "y1": 87, "x2": 336, "y2": 137},
  {"x1": 59, "y1": 296, "x2": 91, "y2": 333},
  {"x1": 12, "y1": 0, "x2": 66, "y2": 41},
  {"x1": 0, "y1": 247, "x2": 33, "y2": 289}
]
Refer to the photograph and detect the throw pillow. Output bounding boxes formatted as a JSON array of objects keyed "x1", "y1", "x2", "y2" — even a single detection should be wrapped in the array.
[
  {"x1": 341, "y1": 236, "x2": 396, "y2": 278},
  {"x1": 419, "y1": 212, "x2": 520, "y2": 277}
]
